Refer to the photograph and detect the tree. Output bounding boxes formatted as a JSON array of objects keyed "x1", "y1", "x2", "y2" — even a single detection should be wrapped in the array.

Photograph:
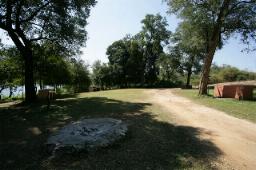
[
  {"x1": 166, "y1": 0, "x2": 256, "y2": 95},
  {"x1": 172, "y1": 22, "x2": 205, "y2": 87},
  {"x1": 71, "y1": 58, "x2": 91, "y2": 93},
  {"x1": 91, "y1": 61, "x2": 114, "y2": 89},
  {"x1": 126, "y1": 39, "x2": 145, "y2": 85},
  {"x1": 0, "y1": 47, "x2": 23, "y2": 99},
  {"x1": 104, "y1": 14, "x2": 171, "y2": 88},
  {"x1": 140, "y1": 14, "x2": 171, "y2": 85},
  {"x1": 210, "y1": 64, "x2": 256, "y2": 83},
  {"x1": 106, "y1": 37, "x2": 146, "y2": 87},
  {"x1": 91, "y1": 60, "x2": 103, "y2": 87},
  {"x1": 33, "y1": 42, "x2": 72, "y2": 89},
  {"x1": 156, "y1": 51, "x2": 181, "y2": 83},
  {"x1": 39, "y1": 55, "x2": 72, "y2": 88},
  {"x1": 106, "y1": 38, "x2": 130, "y2": 87},
  {"x1": 0, "y1": 0, "x2": 96, "y2": 102}
]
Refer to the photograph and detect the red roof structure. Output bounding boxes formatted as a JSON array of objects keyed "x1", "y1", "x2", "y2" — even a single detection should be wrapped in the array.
[{"x1": 214, "y1": 83, "x2": 255, "y2": 100}]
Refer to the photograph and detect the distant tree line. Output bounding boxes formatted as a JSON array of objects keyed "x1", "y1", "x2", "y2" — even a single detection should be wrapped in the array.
[
  {"x1": 91, "y1": 14, "x2": 205, "y2": 89},
  {"x1": 209, "y1": 64, "x2": 256, "y2": 84},
  {"x1": 91, "y1": 3, "x2": 256, "y2": 91},
  {"x1": 190, "y1": 64, "x2": 256, "y2": 86},
  {"x1": 0, "y1": 43, "x2": 91, "y2": 99}
]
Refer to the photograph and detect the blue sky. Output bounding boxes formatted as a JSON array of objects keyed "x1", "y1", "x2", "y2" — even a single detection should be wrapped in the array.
[{"x1": 82, "y1": 0, "x2": 256, "y2": 71}]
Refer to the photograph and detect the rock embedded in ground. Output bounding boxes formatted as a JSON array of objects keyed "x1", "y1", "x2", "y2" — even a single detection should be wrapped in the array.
[{"x1": 46, "y1": 118, "x2": 127, "y2": 156}]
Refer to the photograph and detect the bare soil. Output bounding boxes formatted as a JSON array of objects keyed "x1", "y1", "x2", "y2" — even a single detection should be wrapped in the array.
[{"x1": 146, "y1": 89, "x2": 256, "y2": 170}]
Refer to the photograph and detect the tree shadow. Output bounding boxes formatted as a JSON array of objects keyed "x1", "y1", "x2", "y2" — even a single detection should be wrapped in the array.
[{"x1": 0, "y1": 96, "x2": 222, "y2": 170}]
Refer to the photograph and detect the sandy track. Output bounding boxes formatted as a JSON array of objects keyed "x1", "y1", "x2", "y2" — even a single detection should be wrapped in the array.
[{"x1": 146, "y1": 89, "x2": 256, "y2": 170}]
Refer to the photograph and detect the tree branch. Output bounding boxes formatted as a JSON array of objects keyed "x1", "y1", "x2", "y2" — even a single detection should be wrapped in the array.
[
  {"x1": 15, "y1": 0, "x2": 23, "y2": 28},
  {"x1": 30, "y1": 36, "x2": 58, "y2": 42},
  {"x1": 229, "y1": 0, "x2": 255, "y2": 12},
  {"x1": 28, "y1": 21, "x2": 47, "y2": 42},
  {"x1": 0, "y1": 22, "x2": 7, "y2": 30},
  {"x1": 6, "y1": 0, "x2": 12, "y2": 28},
  {"x1": 15, "y1": 27, "x2": 30, "y2": 47},
  {"x1": 29, "y1": 35, "x2": 46, "y2": 42},
  {"x1": 7, "y1": 29, "x2": 26, "y2": 54},
  {"x1": 20, "y1": 1, "x2": 50, "y2": 23}
]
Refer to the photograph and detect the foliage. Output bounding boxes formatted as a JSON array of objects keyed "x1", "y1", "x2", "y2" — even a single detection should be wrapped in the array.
[
  {"x1": 209, "y1": 64, "x2": 256, "y2": 84},
  {"x1": 165, "y1": 0, "x2": 256, "y2": 94},
  {"x1": 106, "y1": 36, "x2": 145, "y2": 87},
  {"x1": 101, "y1": 11, "x2": 207, "y2": 89},
  {"x1": 189, "y1": 64, "x2": 256, "y2": 85},
  {"x1": 156, "y1": 53, "x2": 181, "y2": 82},
  {"x1": 0, "y1": 44, "x2": 92, "y2": 99},
  {"x1": 126, "y1": 39, "x2": 145, "y2": 85},
  {"x1": 171, "y1": 22, "x2": 205, "y2": 86},
  {"x1": 32, "y1": 42, "x2": 91, "y2": 93},
  {"x1": 70, "y1": 58, "x2": 91, "y2": 92},
  {"x1": 166, "y1": 0, "x2": 256, "y2": 48},
  {"x1": 0, "y1": 47, "x2": 23, "y2": 98},
  {"x1": 96, "y1": 14, "x2": 176, "y2": 88},
  {"x1": 0, "y1": 0, "x2": 97, "y2": 52},
  {"x1": 91, "y1": 60, "x2": 103, "y2": 86},
  {"x1": 140, "y1": 14, "x2": 171, "y2": 84},
  {"x1": 106, "y1": 38, "x2": 130, "y2": 87},
  {"x1": 91, "y1": 61, "x2": 114, "y2": 89},
  {"x1": 33, "y1": 43, "x2": 73, "y2": 88},
  {"x1": 0, "y1": 0, "x2": 96, "y2": 101}
]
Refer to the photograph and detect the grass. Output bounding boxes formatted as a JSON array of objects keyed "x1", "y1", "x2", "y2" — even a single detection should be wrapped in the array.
[
  {"x1": 0, "y1": 89, "x2": 221, "y2": 170},
  {"x1": 173, "y1": 89, "x2": 256, "y2": 123}
]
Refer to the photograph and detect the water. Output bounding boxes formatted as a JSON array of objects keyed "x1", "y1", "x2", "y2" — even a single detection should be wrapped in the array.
[
  {"x1": 2, "y1": 86, "x2": 25, "y2": 97},
  {"x1": 1, "y1": 85, "x2": 50, "y2": 98}
]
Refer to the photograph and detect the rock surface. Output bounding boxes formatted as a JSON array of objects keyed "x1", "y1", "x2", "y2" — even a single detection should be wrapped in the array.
[{"x1": 46, "y1": 118, "x2": 127, "y2": 156}]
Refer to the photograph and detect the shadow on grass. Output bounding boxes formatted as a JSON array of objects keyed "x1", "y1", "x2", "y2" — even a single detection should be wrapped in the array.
[{"x1": 1, "y1": 97, "x2": 222, "y2": 170}]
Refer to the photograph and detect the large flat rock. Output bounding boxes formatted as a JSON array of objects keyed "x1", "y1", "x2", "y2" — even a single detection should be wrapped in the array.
[{"x1": 46, "y1": 118, "x2": 127, "y2": 156}]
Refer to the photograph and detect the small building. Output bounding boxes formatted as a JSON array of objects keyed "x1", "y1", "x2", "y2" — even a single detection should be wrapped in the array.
[
  {"x1": 37, "y1": 89, "x2": 56, "y2": 100},
  {"x1": 214, "y1": 83, "x2": 255, "y2": 100}
]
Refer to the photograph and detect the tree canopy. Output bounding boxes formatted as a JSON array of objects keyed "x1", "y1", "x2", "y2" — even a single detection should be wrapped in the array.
[
  {"x1": 0, "y1": 0, "x2": 96, "y2": 102},
  {"x1": 166, "y1": 0, "x2": 256, "y2": 94},
  {"x1": 140, "y1": 14, "x2": 171, "y2": 84},
  {"x1": 92, "y1": 14, "x2": 184, "y2": 88}
]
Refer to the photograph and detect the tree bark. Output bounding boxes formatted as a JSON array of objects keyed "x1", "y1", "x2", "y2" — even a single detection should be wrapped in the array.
[
  {"x1": 7, "y1": 30, "x2": 37, "y2": 102},
  {"x1": 24, "y1": 49, "x2": 37, "y2": 102},
  {"x1": 198, "y1": 0, "x2": 231, "y2": 95},
  {"x1": 186, "y1": 55, "x2": 195, "y2": 87},
  {"x1": 9, "y1": 86, "x2": 13, "y2": 98},
  {"x1": 186, "y1": 70, "x2": 192, "y2": 87},
  {"x1": 39, "y1": 78, "x2": 43, "y2": 90}
]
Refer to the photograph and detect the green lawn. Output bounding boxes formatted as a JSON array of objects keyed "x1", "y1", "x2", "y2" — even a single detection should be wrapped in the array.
[
  {"x1": 1, "y1": 89, "x2": 221, "y2": 170},
  {"x1": 173, "y1": 89, "x2": 256, "y2": 123}
]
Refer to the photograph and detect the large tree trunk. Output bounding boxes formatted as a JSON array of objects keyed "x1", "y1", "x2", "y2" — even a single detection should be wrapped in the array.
[
  {"x1": 9, "y1": 86, "x2": 13, "y2": 98},
  {"x1": 186, "y1": 70, "x2": 192, "y2": 87},
  {"x1": 39, "y1": 77, "x2": 43, "y2": 90},
  {"x1": 198, "y1": 49, "x2": 216, "y2": 94},
  {"x1": 186, "y1": 55, "x2": 195, "y2": 87},
  {"x1": 24, "y1": 49, "x2": 37, "y2": 102},
  {"x1": 198, "y1": 0, "x2": 231, "y2": 95},
  {"x1": 0, "y1": 87, "x2": 4, "y2": 100},
  {"x1": 7, "y1": 30, "x2": 37, "y2": 102}
]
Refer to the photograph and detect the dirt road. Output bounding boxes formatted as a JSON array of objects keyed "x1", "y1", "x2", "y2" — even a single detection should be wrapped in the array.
[{"x1": 146, "y1": 89, "x2": 256, "y2": 170}]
